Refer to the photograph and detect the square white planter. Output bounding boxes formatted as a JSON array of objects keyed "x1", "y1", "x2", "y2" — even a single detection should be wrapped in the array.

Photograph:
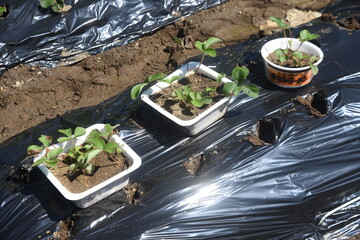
[
  {"x1": 141, "y1": 62, "x2": 232, "y2": 135},
  {"x1": 33, "y1": 124, "x2": 142, "y2": 208}
]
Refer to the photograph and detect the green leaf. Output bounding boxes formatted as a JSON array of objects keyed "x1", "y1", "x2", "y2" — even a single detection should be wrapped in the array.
[
  {"x1": 195, "y1": 41, "x2": 204, "y2": 51},
  {"x1": 232, "y1": 67, "x2": 249, "y2": 85},
  {"x1": 160, "y1": 76, "x2": 181, "y2": 84},
  {"x1": 216, "y1": 73, "x2": 227, "y2": 82},
  {"x1": 87, "y1": 137, "x2": 105, "y2": 149},
  {"x1": 47, "y1": 147, "x2": 63, "y2": 159},
  {"x1": 189, "y1": 92, "x2": 197, "y2": 101},
  {"x1": 202, "y1": 98, "x2": 212, "y2": 105},
  {"x1": 299, "y1": 29, "x2": 319, "y2": 42},
  {"x1": 27, "y1": 145, "x2": 45, "y2": 154},
  {"x1": 32, "y1": 158, "x2": 45, "y2": 167},
  {"x1": 203, "y1": 37, "x2": 222, "y2": 50},
  {"x1": 222, "y1": 82, "x2": 237, "y2": 96},
  {"x1": 131, "y1": 83, "x2": 147, "y2": 99},
  {"x1": 104, "y1": 142, "x2": 119, "y2": 153},
  {"x1": 85, "y1": 164, "x2": 95, "y2": 175},
  {"x1": 44, "y1": 159, "x2": 58, "y2": 168},
  {"x1": 39, "y1": 135, "x2": 52, "y2": 147},
  {"x1": 87, "y1": 129, "x2": 103, "y2": 139},
  {"x1": 174, "y1": 38, "x2": 184, "y2": 46},
  {"x1": 51, "y1": 2, "x2": 63, "y2": 12},
  {"x1": 191, "y1": 100, "x2": 203, "y2": 108},
  {"x1": 86, "y1": 149, "x2": 102, "y2": 162},
  {"x1": 274, "y1": 49, "x2": 287, "y2": 63},
  {"x1": 147, "y1": 73, "x2": 166, "y2": 83},
  {"x1": 240, "y1": 84, "x2": 260, "y2": 98},
  {"x1": 58, "y1": 128, "x2": 72, "y2": 137},
  {"x1": 40, "y1": 0, "x2": 55, "y2": 8},
  {"x1": 291, "y1": 51, "x2": 304, "y2": 59},
  {"x1": 269, "y1": 17, "x2": 289, "y2": 29},
  {"x1": 0, "y1": 7, "x2": 6, "y2": 17},
  {"x1": 57, "y1": 137, "x2": 70, "y2": 143},
  {"x1": 205, "y1": 87, "x2": 216, "y2": 92},
  {"x1": 310, "y1": 64, "x2": 319, "y2": 75},
  {"x1": 182, "y1": 85, "x2": 191, "y2": 94},
  {"x1": 74, "y1": 127, "x2": 86, "y2": 138},
  {"x1": 203, "y1": 48, "x2": 216, "y2": 57},
  {"x1": 310, "y1": 55, "x2": 319, "y2": 64},
  {"x1": 68, "y1": 163, "x2": 79, "y2": 175}
]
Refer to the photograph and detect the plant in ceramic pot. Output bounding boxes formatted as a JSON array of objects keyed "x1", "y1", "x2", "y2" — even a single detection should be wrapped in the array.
[
  {"x1": 131, "y1": 36, "x2": 259, "y2": 135},
  {"x1": 28, "y1": 123, "x2": 141, "y2": 208},
  {"x1": 261, "y1": 17, "x2": 324, "y2": 88}
]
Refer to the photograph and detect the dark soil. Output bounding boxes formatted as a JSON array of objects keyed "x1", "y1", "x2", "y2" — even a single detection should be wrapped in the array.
[
  {"x1": 151, "y1": 74, "x2": 223, "y2": 120},
  {"x1": 0, "y1": 0, "x2": 333, "y2": 143},
  {"x1": 53, "y1": 216, "x2": 75, "y2": 240},
  {"x1": 245, "y1": 118, "x2": 280, "y2": 146},
  {"x1": 268, "y1": 50, "x2": 319, "y2": 68},
  {"x1": 338, "y1": 17, "x2": 360, "y2": 31},
  {"x1": 294, "y1": 91, "x2": 328, "y2": 118},
  {"x1": 51, "y1": 151, "x2": 128, "y2": 193}
]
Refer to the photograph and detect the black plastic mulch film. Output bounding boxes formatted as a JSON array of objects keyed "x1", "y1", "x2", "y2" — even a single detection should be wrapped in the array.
[{"x1": 1, "y1": 0, "x2": 360, "y2": 239}]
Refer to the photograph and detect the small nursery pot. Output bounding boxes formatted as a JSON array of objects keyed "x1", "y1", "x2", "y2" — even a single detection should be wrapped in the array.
[
  {"x1": 141, "y1": 62, "x2": 233, "y2": 136},
  {"x1": 261, "y1": 38, "x2": 323, "y2": 88},
  {"x1": 34, "y1": 124, "x2": 142, "y2": 208}
]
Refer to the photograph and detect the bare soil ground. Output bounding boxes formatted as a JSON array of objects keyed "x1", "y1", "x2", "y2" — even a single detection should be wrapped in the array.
[{"x1": 0, "y1": 0, "x2": 332, "y2": 143}]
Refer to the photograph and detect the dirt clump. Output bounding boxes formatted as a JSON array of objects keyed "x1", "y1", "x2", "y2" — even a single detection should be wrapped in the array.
[{"x1": 294, "y1": 91, "x2": 328, "y2": 118}]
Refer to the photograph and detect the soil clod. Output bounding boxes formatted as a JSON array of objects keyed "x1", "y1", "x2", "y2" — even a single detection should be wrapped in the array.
[
  {"x1": 337, "y1": 16, "x2": 360, "y2": 31},
  {"x1": 124, "y1": 183, "x2": 142, "y2": 204},
  {"x1": 245, "y1": 118, "x2": 281, "y2": 146},
  {"x1": 53, "y1": 216, "x2": 76, "y2": 240},
  {"x1": 294, "y1": 91, "x2": 328, "y2": 117},
  {"x1": 183, "y1": 153, "x2": 206, "y2": 176}
]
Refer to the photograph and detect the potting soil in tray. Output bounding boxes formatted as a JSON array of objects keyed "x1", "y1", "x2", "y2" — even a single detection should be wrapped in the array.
[
  {"x1": 2, "y1": 0, "x2": 360, "y2": 239},
  {"x1": 51, "y1": 151, "x2": 128, "y2": 193},
  {"x1": 150, "y1": 74, "x2": 224, "y2": 120},
  {"x1": 267, "y1": 49, "x2": 319, "y2": 68}
]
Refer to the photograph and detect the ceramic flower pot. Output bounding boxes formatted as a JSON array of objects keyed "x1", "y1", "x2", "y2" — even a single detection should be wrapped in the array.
[
  {"x1": 141, "y1": 62, "x2": 233, "y2": 136},
  {"x1": 33, "y1": 124, "x2": 142, "y2": 208},
  {"x1": 260, "y1": 38, "x2": 323, "y2": 88}
]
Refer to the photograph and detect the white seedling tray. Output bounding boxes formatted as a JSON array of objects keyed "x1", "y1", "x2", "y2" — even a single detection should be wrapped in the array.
[
  {"x1": 141, "y1": 62, "x2": 232, "y2": 135},
  {"x1": 34, "y1": 123, "x2": 142, "y2": 208}
]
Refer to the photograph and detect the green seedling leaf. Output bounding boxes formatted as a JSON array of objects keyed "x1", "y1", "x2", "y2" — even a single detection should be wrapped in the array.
[
  {"x1": 299, "y1": 29, "x2": 320, "y2": 42},
  {"x1": 203, "y1": 48, "x2": 216, "y2": 57},
  {"x1": 174, "y1": 38, "x2": 184, "y2": 46},
  {"x1": 87, "y1": 129, "x2": 103, "y2": 139},
  {"x1": 195, "y1": 41, "x2": 204, "y2": 51},
  {"x1": 160, "y1": 76, "x2": 182, "y2": 84},
  {"x1": 32, "y1": 158, "x2": 45, "y2": 167},
  {"x1": 274, "y1": 49, "x2": 287, "y2": 63},
  {"x1": 269, "y1": 17, "x2": 289, "y2": 29},
  {"x1": 205, "y1": 87, "x2": 216, "y2": 92},
  {"x1": 85, "y1": 164, "x2": 95, "y2": 175},
  {"x1": 202, "y1": 98, "x2": 212, "y2": 105},
  {"x1": 189, "y1": 91, "x2": 198, "y2": 101},
  {"x1": 310, "y1": 55, "x2": 319, "y2": 64},
  {"x1": 222, "y1": 82, "x2": 237, "y2": 96},
  {"x1": 74, "y1": 127, "x2": 86, "y2": 138},
  {"x1": 58, "y1": 128, "x2": 72, "y2": 137},
  {"x1": 191, "y1": 100, "x2": 203, "y2": 108},
  {"x1": 68, "y1": 163, "x2": 79, "y2": 175},
  {"x1": 47, "y1": 147, "x2": 63, "y2": 159},
  {"x1": 103, "y1": 142, "x2": 119, "y2": 154},
  {"x1": 39, "y1": 135, "x2": 52, "y2": 147},
  {"x1": 172, "y1": 89, "x2": 184, "y2": 100},
  {"x1": 86, "y1": 149, "x2": 102, "y2": 162},
  {"x1": 203, "y1": 37, "x2": 222, "y2": 50},
  {"x1": 240, "y1": 84, "x2": 260, "y2": 98},
  {"x1": 232, "y1": 67, "x2": 249, "y2": 85},
  {"x1": 87, "y1": 137, "x2": 106, "y2": 149},
  {"x1": 310, "y1": 64, "x2": 319, "y2": 75},
  {"x1": 40, "y1": 0, "x2": 55, "y2": 8},
  {"x1": 0, "y1": 7, "x2": 6, "y2": 17},
  {"x1": 27, "y1": 145, "x2": 45, "y2": 154},
  {"x1": 131, "y1": 83, "x2": 147, "y2": 99},
  {"x1": 146, "y1": 73, "x2": 167, "y2": 83},
  {"x1": 51, "y1": 1, "x2": 63, "y2": 12},
  {"x1": 292, "y1": 51, "x2": 304, "y2": 59},
  {"x1": 44, "y1": 159, "x2": 58, "y2": 168},
  {"x1": 216, "y1": 73, "x2": 227, "y2": 82},
  {"x1": 57, "y1": 137, "x2": 70, "y2": 143}
]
